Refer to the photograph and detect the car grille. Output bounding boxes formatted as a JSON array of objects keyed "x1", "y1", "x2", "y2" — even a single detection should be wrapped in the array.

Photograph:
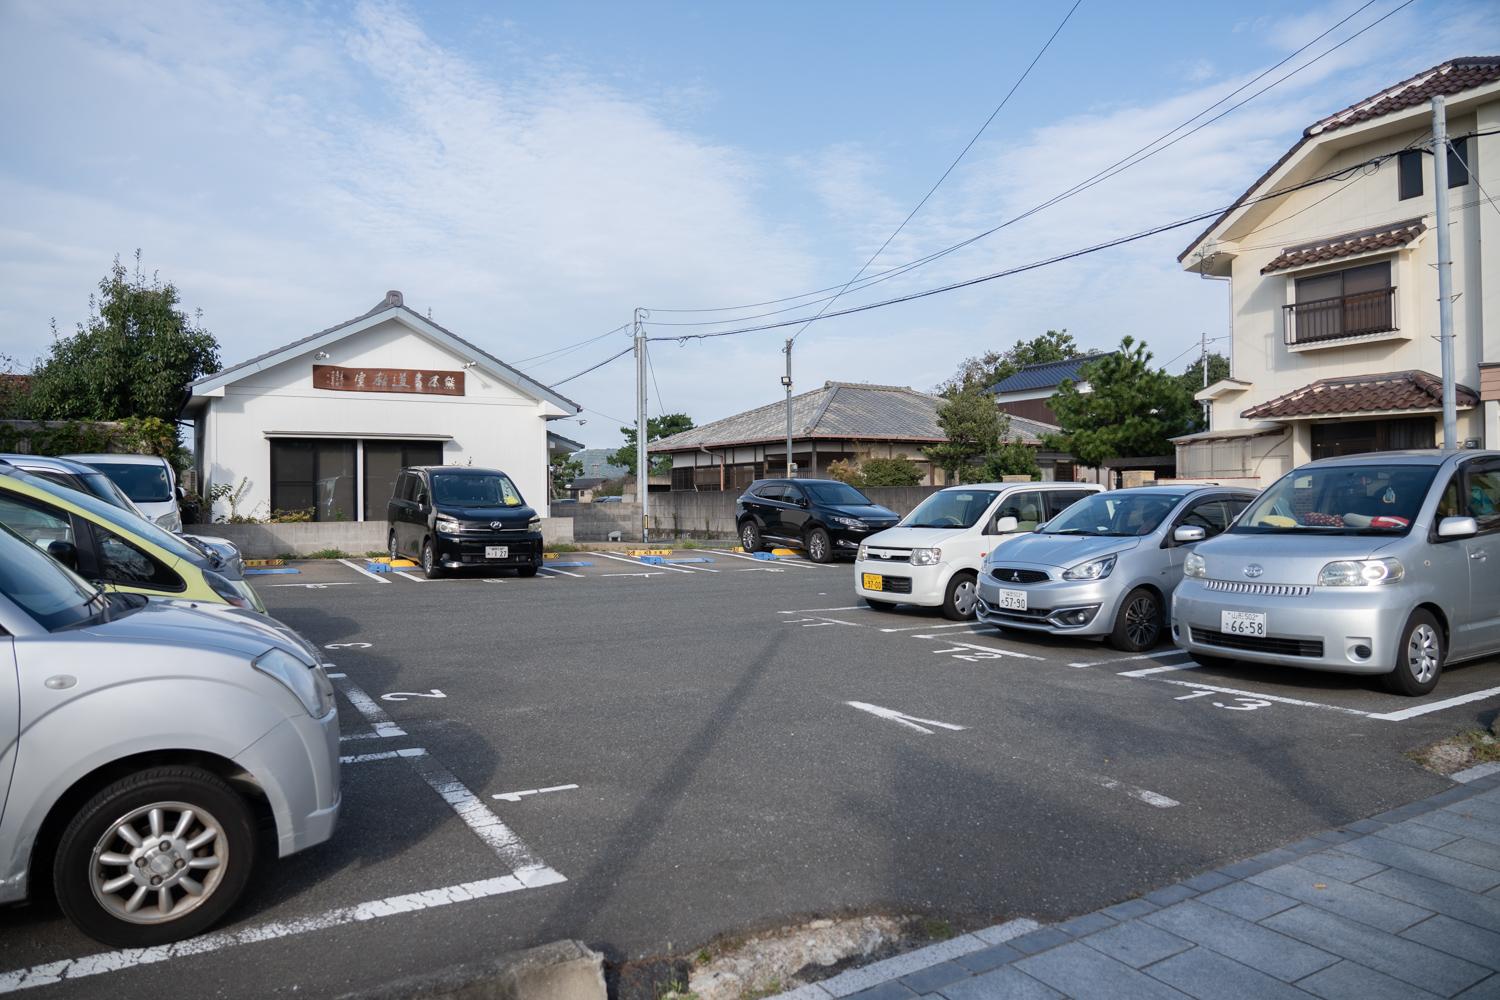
[
  {"x1": 876, "y1": 575, "x2": 913, "y2": 594},
  {"x1": 981, "y1": 602, "x2": 1053, "y2": 621},
  {"x1": 991, "y1": 567, "x2": 1049, "y2": 584},
  {"x1": 865, "y1": 549, "x2": 910, "y2": 563},
  {"x1": 1204, "y1": 579, "x2": 1313, "y2": 598},
  {"x1": 1191, "y1": 627, "x2": 1324, "y2": 658}
]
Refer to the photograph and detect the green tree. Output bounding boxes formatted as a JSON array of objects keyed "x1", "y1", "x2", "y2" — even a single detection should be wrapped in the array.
[
  {"x1": 925, "y1": 386, "x2": 1002, "y2": 482},
  {"x1": 551, "y1": 453, "x2": 584, "y2": 496},
  {"x1": 0, "y1": 354, "x2": 26, "y2": 419},
  {"x1": 26, "y1": 252, "x2": 221, "y2": 423},
  {"x1": 983, "y1": 439, "x2": 1040, "y2": 480},
  {"x1": 1045, "y1": 336, "x2": 1196, "y2": 467},
  {"x1": 859, "y1": 456, "x2": 923, "y2": 487},
  {"x1": 936, "y1": 329, "x2": 1081, "y2": 398},
  {"x1": 608, "y1": 412, "x2": 695, "y2": 478}
]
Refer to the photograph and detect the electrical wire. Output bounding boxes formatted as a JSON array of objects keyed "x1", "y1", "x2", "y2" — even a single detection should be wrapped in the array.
[
  {"x1": 646, "y1": 345, "x2": 665, "y2": 417},
  {"x1": 548, "y1": 345, "x2": 634, "y2": 388},
  {"x1": 647, "y1": 150, "x2": 1405, "y2": 344},
  {"x1": 516, "y1": 323, "x2": 631, "y2": 370},
  {"x1": 643, "y1": 0, "x2": 1402, "y2": 326},
  {"x1": 1446, "y1": 139, "x2": 1500, "y2": 221}
]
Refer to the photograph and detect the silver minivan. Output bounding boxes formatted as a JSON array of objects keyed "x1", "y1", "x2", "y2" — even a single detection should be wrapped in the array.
[
  {"x1": 975, "y1": 486, "x2": 1256, "y2": 650},
  {"x1": 1173, "y1": 450, "x2": 1500, "y2": 696}
]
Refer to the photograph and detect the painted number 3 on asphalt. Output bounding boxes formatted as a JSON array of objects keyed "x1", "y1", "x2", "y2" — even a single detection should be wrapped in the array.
[{"x1": 1175, "y1": 688, "x2": 1272, "y2": 711}]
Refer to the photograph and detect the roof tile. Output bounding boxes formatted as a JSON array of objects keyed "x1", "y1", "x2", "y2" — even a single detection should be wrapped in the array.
[
  {"x1": 1260, "y1": 219, "x2": 1425, "y2": 273},
  {"x1": 1240, "y1": 370, "x2": 1477, "y2": 420}
]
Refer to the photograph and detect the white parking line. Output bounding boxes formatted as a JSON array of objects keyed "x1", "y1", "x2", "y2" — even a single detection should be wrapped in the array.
[
  {"x1": 1090, "y1": 775, "x2": 1180, "y2": 808},
  {"x1": 338, "y1": 558, "x2": 392, "y2": 583},
  {"x1": 712, "y1": 549, "x2": 819, "y2": 569},
  {"x1": 1071, "y1": 649, "x2": 1192, "y2": 669},
  {"x1": 879, "y1": 622, "x2": 984, "y2": 633},
  {"x1": 492, "y1": 783, "x2": 579, "y2": 802},
  {"x1": 1150, "y1": 677, "x2": 1371, "y2": 716},
  {"x1": 602, "y1": 571, "x2": 664, "y2": 578},
  {"x1": 911, "y1": 636, "x2": 1044, "y2": 660},
  {"x1": 1118, "y1": 661, "x2": 1199, "y2": 678},
  {"x1": 537, "y1": 566, "x2": 583, "y2": 578},
  {"x1": 394, "y1": 571, "x2": 426, "y2": 583},
  {"x1": 778, "y1": 605, "x2": 867, "y2": 613},
  {"x1": 333, "y1": 677, "x2": 407, "y2": 739},
  {"x1": 1367, "y1": 684, "x2": 1500, "y2": 722},
  {"x1": 341, "y1": 747, "x2": 426, "y2": 765},
  {"x1": 595, "y1": 551, "x2": 695, "y2": 574}
]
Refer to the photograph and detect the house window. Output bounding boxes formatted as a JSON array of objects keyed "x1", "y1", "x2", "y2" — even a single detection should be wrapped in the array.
[
  {"x1": 1311, "y1": 417, "x2": 1433, "y2": 459},
  {"x1": 1288, "y1": 260, "x2": 1394, "y2": 344},
  {"x1": 270, "y1": 439, "x2": 357, "y2": 521},
  {"x1": 363, "y1": 440, "x2": 443, "y2": 520},
  {"x1": 670, "y1": 466, "x2": 694, "y2": 491},
  {"x1": 1448, "y1": 137, "x2": 1471, "y2": 188},
  {"x1": 1398, "y1": 150, "x2": 1423, "y2": 200}
]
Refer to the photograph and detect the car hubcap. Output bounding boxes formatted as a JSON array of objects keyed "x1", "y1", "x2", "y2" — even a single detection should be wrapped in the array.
[
  {"x1": 389, "y1": 534, "x2": 398, "y2": 558},
  {"x1": 811, "y1": 536, "x2": 825, "y2": 559},
  {"x1": 90, "y1": 802, "x2": 226, "y2": 925},
  {"x1": 424, "y1": 545, "x2": 433, "y2": 571},
  {"x1": 1407, "y1": 624, "x2": 1439, "y2": 683},
  {"x1": 953, "y1": 581, "x2": 976, "y2": 616},
  {"x1": 1125, "y1": 597, "x2": 1159, "y2": 646},
  {"x1": 742, "y1": 527, "x2": 754, "y2": 548}
]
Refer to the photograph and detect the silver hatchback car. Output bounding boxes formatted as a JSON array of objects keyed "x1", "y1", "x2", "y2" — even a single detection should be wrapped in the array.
[
  {"x1": 0, "y1": 522, "x2": 340, "y2": 946},
  {"x1": 975, "y1": 486, "x2": 1256, "y2": 650},
  {"x1": 1173, "y1": 450, "x2": 1500, "y2": 696}
]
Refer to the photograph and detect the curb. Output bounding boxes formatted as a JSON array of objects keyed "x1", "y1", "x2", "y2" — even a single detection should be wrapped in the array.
[{"x1": 339, "y1": 939, "x2": 606, "y2": 1000}]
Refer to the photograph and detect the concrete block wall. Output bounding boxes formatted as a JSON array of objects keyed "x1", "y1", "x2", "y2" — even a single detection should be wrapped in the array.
[{"x1": 205, "y1": 518, "x2": 574, "y2": 557}]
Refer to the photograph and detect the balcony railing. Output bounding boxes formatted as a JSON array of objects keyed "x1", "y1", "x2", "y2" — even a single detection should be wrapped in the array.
[{"x1": 1283, "y1": 286, "x2": 1397, "y2": 346}]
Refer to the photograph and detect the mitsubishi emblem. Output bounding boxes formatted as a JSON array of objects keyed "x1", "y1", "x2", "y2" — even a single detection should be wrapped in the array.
[
  {"x1": 1010, "y1": 571, "x2": 1021, "y2": 583},
  {"x1": 1243, "y1": 564, "x2": 1263, "y2": 579}
]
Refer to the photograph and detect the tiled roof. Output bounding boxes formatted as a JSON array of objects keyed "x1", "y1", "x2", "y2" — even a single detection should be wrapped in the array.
[
  {"x1": 1261, "y1": 219, "x2": 1425, "y2": 273},
  {"x1": 1180, "y1": 56, "x2": 1500, "y2": 264},
  {"x1": 988, "y1": 353, "x2": 1111, "y2": 394},
  {"x1": 1241, "y1": 370, "x2": 1477, "y2": 420}
]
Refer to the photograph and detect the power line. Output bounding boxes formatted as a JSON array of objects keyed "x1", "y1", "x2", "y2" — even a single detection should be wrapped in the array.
[
  {"x1": 1446, "y1": 138, "x2": 1500, "y2": 221},
  {"x1": 645, "y1": 345, "x2": 665, "y2": 417},
  {"x1": 646, "y1": 149, "x2": 1405, "y2": 344},
  {"x1": 643, "y1": 0, "x2": 1401, "y2": 326},
  {"x1": 516, "y1": 323, "x2": 631, "y2": 370},
  {"x1": 548, "y1": 345, "x2": 634, "y2": 388}
]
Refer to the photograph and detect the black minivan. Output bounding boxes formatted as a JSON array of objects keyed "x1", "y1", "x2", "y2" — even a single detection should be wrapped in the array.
[
  {"x1": 736, "y1": 478, "x2": 899, "y2": 562},
  {"x1": 387, "y1": 466, "x2": 543, "y2": 578}
]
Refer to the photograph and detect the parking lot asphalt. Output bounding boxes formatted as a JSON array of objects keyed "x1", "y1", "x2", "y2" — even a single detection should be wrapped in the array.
[{"x1": 3, "y1": 550, "x2": 1500, "y2": 998}]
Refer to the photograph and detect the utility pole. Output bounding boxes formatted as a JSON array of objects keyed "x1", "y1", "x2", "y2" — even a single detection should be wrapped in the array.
[
  {"x1": 634, "y1": 307, "x2": 649, "y2": 542},
  {"x1": 782, "y1": 338, "x2": 795, "y2": 477},
  {"x1": 1432, "y1": 95, "x2": 1457, "y2": 450},
  {"x1": 1200, "y1": 331, "x2": 1210, "y2": 431}
]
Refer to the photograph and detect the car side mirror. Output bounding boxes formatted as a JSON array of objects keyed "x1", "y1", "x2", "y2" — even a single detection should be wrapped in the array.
[
  {"x1": 1173, "y1": 525, "x2": 1207, "y2": 544},
  {"x1": 47, "y1": 539, "x2": 79, "y2": 570},
  {"x1": 1437, "y1": 515, "x2": 1478, "y2": 539},
  {"x1": 176, "y1": 485, "x2": 187, "y2": 500},
  {"x1": 995, "y1": 515, "x2": 1019, "y2": 533}
]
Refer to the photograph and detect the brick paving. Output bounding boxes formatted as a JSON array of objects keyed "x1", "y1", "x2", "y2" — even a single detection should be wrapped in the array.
[{"x1": 772, "y1": 767, "x2": 1500, "y2": 1000}]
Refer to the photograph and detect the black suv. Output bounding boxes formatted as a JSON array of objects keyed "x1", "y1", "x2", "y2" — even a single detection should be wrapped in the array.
[
  {"x1": 387, "y1": 466, "x2": 542, "y2": 578},
  {"x1": 736, "y1": 478, "x2": 899, "y2": 562}
]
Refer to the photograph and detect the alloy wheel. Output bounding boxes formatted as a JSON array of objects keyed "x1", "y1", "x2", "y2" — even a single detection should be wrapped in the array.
[
  {"x1": 809, "y1": 534, "x2": 826, "y2": 561},
  {"x1": 1407, "y1": 623, "x2": 1440, "y2": 683},
  {"x1": 89, "y1": 802, "x2": 227, "y2": 925},
  {"x1": 1124, "y1": 595, "x2": 1160, "y2": 647}
]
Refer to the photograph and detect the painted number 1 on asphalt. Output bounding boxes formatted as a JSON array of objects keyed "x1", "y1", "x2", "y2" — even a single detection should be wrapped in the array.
[{"x1": 1175, "y1": 688, "x2": 1272, "y2": 711}]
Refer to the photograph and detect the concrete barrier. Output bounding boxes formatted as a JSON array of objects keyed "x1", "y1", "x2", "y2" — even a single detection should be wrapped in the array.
[
  {"x1": 339, "y1": 939, "x2": 606, "y2": 1000},
  {"x1": 202, "y1": 519, "x2": 574, "y2": 558}
]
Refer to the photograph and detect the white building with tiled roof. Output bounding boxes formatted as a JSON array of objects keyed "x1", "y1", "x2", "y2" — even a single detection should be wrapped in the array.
[{"x1": 1176, "y1": 56, "x2": 1500, "y2": 484}]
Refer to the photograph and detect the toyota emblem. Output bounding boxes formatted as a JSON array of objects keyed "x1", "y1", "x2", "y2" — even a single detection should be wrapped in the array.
[
  {"x1": 1243, "y1": 564, "x2": 1263, "y2": 579},
  {"x1": 490, "y1": 521, "x2": 503, "y2": 529}
]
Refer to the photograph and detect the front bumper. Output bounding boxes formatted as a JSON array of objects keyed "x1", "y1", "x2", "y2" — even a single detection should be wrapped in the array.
[
  {"x1": 975, "y1": 569, "x2": 1117, "y2": 636},
  {"x1": 235, "y1": 707, "x2": 342, "y2": 857},
  {"x1": 853, "y1": 558, "x2": 946, "y2": 605},
  {"x1": 1172, "y1": 579, "x2": 1404, "y2": 674},
  {"x1": 433, "y1": 532, "x2": 543, "y2": 569},
  {"x1": 828, "y1": 522, "x2": 896, "y2": 556}
]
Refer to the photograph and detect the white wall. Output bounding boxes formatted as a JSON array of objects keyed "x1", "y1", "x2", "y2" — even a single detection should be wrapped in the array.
[{"x1": 200, "y1": 316, "x2": 554, "y2": 519}]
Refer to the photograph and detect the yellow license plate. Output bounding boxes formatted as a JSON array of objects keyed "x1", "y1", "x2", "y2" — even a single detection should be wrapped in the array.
[{"x1": 862, "y1": 573, "x2": 883, "y2": 591}]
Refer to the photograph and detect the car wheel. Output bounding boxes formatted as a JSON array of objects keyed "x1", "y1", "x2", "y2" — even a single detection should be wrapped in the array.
[
  {"x1": 421, "y1": 539, "x2": 443, "y2": 579},
  {"x1": 740, "y1": 520, "x2": 763, "y2": 552},
  {"x1": 518, "y1": 566, "x2": 539, "y2": 578},
  {"x1": 388, "y1": 530, "x2": 400, "y2": 560},
  {"x1": 806, "y1": 527, "x2": 832, "y2": 563},
  {"x1": 941, "y1": 571, "x2": 979, "y2": 621},
  {"x1": 53, "y1": 766, "x2": 255, "y2": 947},
  {"x1": 1109, "y1": 587, "x2": 1162, "y2": 651},
  {"x1": 864, "y1": 598, "x2": 897, "y2": 611},
  {"x1": 1384, "y1": 609, "x2": 1443, "y2": 697}
]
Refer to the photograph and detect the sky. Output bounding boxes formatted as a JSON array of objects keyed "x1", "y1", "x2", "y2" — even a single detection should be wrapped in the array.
[{"x1": 2, "y1": 0, "x2": 1497, "y2": 448}]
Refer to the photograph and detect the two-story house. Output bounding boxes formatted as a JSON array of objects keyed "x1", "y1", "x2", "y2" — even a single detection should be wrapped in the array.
[{"x1": 1175, "y1": 56, "x2": 1499, "y2": 484}]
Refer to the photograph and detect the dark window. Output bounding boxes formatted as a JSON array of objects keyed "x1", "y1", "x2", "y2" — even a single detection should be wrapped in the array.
[
  {"x1": 1290, "y1": 261, "x2": 1394, "y2": 343},
  {"x1": 1180, "y1": 499, "x2": 1231, "y2": 536},
  {"x1": 782, "y1": 484, "x2": 806, "y2": 505},
  {"x1": 1448, "y1": 137, "x2": 1471, "y2": 188},
  {"x1": 671, "y1": 467, "x2": 695, "y2": 491},
  {"x1": 754, "y1": 484, "x2": 786, "y2": 501},
  {"x1": 1469, "y1": 462, "x2": 1500, "y2": 533},
  {"x1": 394, "y1": 472, "x2": 414, "y2": 503},
  {"x1": 1045, "y1": 490, "x2": 1093, "y2": 519},
  {"x1": 270, "y1": 439, "x2": 357, "y2": 522},
  {"x1": 96, "y1": 529, "x2": 184, "y2": 590},
  {"x1": 1224, "y1": 498, "x2": 1250, "y2": 525},
  {"x1": 364, "y1": 441, "x2": 443, "y2": 519},
  {"x1": 1398, "y1": 149, "x2": 1424, "y2": 200},
  {"x1": 1437, "y1": 473, "x2": 1461, "y2": 519},
  {"x1": 1311, "y1": 418, "x2": 1434, "y2": 459}
]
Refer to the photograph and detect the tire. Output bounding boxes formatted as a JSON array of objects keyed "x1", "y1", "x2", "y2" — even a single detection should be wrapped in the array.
[
  {"x1": 739, "y1": 520, "x2": 763, "y2": 553},
  {"x1": 53, "y1": 766, "x2": 256, "y2": 947},
  {"x1": 1189, "y1": 653, "x2": 1235, "y2": 670},
  {"x1": 387, "y1": 530, "x2": 400, "y2": 560},
  {"x1": 1384, "y1": 609, "x2": 1443, "y2": 697},
  {"x1": 1109, "y1": 587, "x2": 1163, "y2": 652},
  {"x1": 518, "y1": 565, "x2": 539, "y2": 578},
  {"x1": 806, "y1": 527, "x2": 833, "y2": 563},
  {"x1": 421, "y1": 539, "x2": 443, "y2": 579},
  {"x1": 864, "y1": 598, "x2": 898, "y2": 611},
  {"x1": 941, "y1": 571, "x2": 979, "y2": 621}
]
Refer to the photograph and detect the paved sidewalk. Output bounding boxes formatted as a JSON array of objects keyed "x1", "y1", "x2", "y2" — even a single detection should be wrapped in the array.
[{"x1": 774, "y1": 764, "x2": 1500, "y2": 1000}]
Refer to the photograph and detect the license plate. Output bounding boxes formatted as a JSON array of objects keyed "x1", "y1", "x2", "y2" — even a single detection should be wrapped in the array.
[
  {"x1": 485, "y1": 546, "x2": 509, "y2": 559},
  {"x1": 996, "y1": 588, "x2": 1027, "y2": 611},
  {"x1": 862, "y1": 573, "x2": 883, "y2": 592},
  {"x1": 1221, "y1": 610, "x2": 1266, "y2": 637}
]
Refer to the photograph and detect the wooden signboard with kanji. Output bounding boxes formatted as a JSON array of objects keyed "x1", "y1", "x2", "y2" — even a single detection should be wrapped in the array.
[{"x1": 312, "y1": 365, "x2": 465, "y2": 396}]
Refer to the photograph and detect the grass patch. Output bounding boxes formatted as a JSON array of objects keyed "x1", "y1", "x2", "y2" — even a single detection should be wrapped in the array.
[
  {"x1": 545, "y1": 542, "x2": 582, "y2": 553},
  {"x1": 275, "y1": 552, "x2": 298, "y2": 562},
  {"x1": 742, "y1": 980, "x2": 781, "y2": 1000},
  {"x1": 304, "y1": 548, "x2": 351, "y2": 560},
  {"x1": 1409, "y1": 729, "x2": 1500, "y2": 774},
  {"x1": 919, "y1": 917, "x2": 954, "y2": 941}
]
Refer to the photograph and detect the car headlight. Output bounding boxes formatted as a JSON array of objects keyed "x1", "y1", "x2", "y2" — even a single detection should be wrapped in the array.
[
  {"x1": 910, "y1": 547, "x2": 942, "y2": 566},
  {"x1": 1062, "y1": 554, "x2": 1116, "y2": 581},
  {"x1": 253, "y1": 648, "x2": 334, "y2": 717},
  {"x1": 1183, "y1": 551, "x2": 1206, "y2": 579},
  {"x1": 204, "y1": 569, "x2": 254, "y2": 610},
  {"x1": 1318, "y1": 557, "x2": 1404, "y2": 587},
  {"x1": 435, "y1": 514, "x2": 464, "y2": 533},
  {"x1": 527, "y1": 516, "x2": 541, "y2": 530},
  {"x1": 831, "y1": 516, "x2": 867, "y2": 529},
  {"x1": 856, "y1": 542, "x2": 868, "y2": 561}
]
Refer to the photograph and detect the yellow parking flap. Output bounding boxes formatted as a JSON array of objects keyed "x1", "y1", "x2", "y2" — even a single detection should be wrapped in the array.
[
  {"x1": 243, "y1": 558, "x2": 285, "y2": 568},
  {"x1": 389, "y1": 559, "x2": 419, "y2": 568},
  {"x1": 771, "y1": 548, "x2": 798, "y2": 556},
  {"x1": 543, "y1": 552, "x2": 559, "y2": 560},
  {"x1": 627, "y1": 548, "x2": 674, "y2": 556}
]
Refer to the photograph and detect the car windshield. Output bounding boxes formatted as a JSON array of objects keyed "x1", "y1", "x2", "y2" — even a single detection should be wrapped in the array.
[
  {"x1": 432, "y1": 473, "x2": 524, "y2": 507},
  {"x1": 86, "y1": 473, "x2": 149, "y2": 518},
  {"x1": 1042, "y1": 492, "x2": 1183, "y2": 537},
  {"x1": 802, "y1": 482, "x2": 873, "y2": 506},
  {"x1": 12, "y1": 471, "x2": 203, "y2": 564},
  {"x1": 902, "y1": 489, "x2": 1000, "y2": 529},
  {"x1": 1235, "y1": 463, "x2": 1438, "y2": 535},
  {"x1": 0, "y1": 521, "x2": 99, "y2": 630},
  {"x1": 87, "y1": 461, "x2": 174, "y2": 503}
]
